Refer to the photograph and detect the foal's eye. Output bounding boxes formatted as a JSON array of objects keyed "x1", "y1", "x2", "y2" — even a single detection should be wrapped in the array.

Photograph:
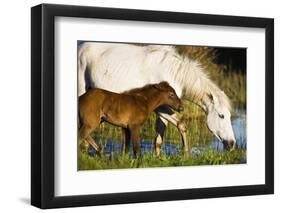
[
  {"x1": 169, "y1": 93, "x2": 175, "y2": 98},
  {"x1": 219, "y1": 114, "x2": 225, "y2": 119}
]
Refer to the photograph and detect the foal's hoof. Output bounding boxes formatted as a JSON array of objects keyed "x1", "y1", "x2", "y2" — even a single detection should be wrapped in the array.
[
  {"x1": 80, "y1": 142, "x2": 89, "y2": 153},
  {"x1": 95, "y1": 146, "x2": 106, "y2": 158},
  {"x1": 96, "y1": 150, "x2": 103, "y2": 157}
]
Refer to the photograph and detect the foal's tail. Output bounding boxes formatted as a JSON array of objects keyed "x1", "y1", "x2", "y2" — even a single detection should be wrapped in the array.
[
  {"x1": 78, "y1": 111, "x2": 81, "y2": 130},
  {"x1": 77, "y1": 102, "x2": 83, "y2": 130},
  {"x1": 77, "y1": 96, "x2": 82, "y2": 130}
]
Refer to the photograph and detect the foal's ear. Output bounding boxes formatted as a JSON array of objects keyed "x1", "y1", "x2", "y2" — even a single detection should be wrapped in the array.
[{"x1": 154, "y1": 81, "x2": 170, "y2": 90}]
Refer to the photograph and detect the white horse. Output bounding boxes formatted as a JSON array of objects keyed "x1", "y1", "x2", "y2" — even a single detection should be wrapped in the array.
[{"x1": 78, "y1": 42, "x2": 236, "y2": 156}]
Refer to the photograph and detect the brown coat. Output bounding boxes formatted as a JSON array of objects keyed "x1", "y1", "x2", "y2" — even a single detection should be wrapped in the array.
[{"x1": 79, "y1": 81, "x2": 183, "y2": 157}]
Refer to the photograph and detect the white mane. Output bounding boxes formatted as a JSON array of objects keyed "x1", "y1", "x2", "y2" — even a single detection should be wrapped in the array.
[{"x1": 150, "y1": 46, "x2": 232, "y2": 111}]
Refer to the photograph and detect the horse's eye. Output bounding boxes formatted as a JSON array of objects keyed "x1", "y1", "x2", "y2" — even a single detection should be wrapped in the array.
[
  {"x1": 170, "y1": 93, "x2": 175, "y2": 98},
  {"x1": 219, "y1": 114, "x2": 224, "y2": 119}
]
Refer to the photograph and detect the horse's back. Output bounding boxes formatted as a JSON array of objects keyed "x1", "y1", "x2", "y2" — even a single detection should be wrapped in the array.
[{"x1": 79, "y1": 43, "x2": 172, "y2": 92}]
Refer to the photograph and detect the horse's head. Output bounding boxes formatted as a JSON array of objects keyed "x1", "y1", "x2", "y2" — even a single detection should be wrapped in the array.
[
  {"x1": 154, "y1": 81, "x2": 184, "y2": 112},
  {"x1": 205, "y1": 92, "x2": 236, "y2": 150}
]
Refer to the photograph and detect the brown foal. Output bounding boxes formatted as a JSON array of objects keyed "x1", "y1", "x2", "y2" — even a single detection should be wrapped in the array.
[{"x1": 78, "y1": 81, "x2": 183, "y2": 158}]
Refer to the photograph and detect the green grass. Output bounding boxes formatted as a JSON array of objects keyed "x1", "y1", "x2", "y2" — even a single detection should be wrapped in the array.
[{"x1": 78, "y1": 148, "x2": 246, "y2": 170}]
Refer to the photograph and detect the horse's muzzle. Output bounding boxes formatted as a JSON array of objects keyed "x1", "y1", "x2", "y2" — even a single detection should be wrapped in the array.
[{"x1": 222, "y1": 140, "x2": 235, "y2": 151}]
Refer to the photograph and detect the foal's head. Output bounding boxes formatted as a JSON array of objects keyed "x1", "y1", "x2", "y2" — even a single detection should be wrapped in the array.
[{"x1": 153, "y1": 82, "x2": 184, "y2": 112}]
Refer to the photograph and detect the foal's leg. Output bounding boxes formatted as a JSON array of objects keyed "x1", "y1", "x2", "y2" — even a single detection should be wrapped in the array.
[
  {"x1": 86, "y1": 135, "x2": 102, "y2": 154},
  {"x1": 79, "y1": 123, "x2": 102, "y2": 154},
  {"x1": 121, "y1": 128, "x2": 131, "y2": 155},
  {"x1": 129, "y1": 127, "x2": 141, "y2": 158},
  {"x1": 121, "y1": 128, "x2": 126, "y2": 153},
  {"x1": 79, "y1": 124, "x2": 91, "y2": 152}
]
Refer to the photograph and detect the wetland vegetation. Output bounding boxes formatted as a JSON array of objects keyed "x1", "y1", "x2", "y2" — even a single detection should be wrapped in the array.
[{"x1": 78, "y1": 46, "x2": 247, "y2": 170}]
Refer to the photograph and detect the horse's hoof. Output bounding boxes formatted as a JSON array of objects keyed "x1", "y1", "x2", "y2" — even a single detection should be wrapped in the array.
[{"x1": 183, "y1": 151, "x2": 190, "y2": 160}]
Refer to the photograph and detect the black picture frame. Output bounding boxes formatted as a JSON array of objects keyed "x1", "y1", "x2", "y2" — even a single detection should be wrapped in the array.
[{"x1": 31, "y1": 3, "x2": 274, "y2": 209}]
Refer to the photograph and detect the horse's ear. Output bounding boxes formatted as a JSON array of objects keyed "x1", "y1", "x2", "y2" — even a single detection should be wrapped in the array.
[
  {"x1": 154, "y1": 81, "x2": 170, "y2": 90},
  {"x1": 207, "y1": 93, "x2": 218, "y2": 105}
]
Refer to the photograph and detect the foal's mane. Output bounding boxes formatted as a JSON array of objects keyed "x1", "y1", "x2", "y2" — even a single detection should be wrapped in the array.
[
  {"x1": 122, "y1": 82, "x2": 169, "y2": 95},
  {"x1": 122, "y1": 84, "x2": 155, "y2": 94}
]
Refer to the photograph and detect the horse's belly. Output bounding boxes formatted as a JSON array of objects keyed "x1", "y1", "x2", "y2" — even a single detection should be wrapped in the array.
[{"x1": 93, "y1": 71, "x2": 146, "y2": 93}]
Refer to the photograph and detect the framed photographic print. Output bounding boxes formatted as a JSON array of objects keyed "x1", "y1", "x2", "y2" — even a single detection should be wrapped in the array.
[{"x1": 31, "y1": 3, "x2": 274, "y2": 209}]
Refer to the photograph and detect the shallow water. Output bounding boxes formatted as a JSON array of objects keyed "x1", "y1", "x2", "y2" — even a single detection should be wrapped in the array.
[{"x1": 88, "y1": 109, "x2": 246, "y2": 157}]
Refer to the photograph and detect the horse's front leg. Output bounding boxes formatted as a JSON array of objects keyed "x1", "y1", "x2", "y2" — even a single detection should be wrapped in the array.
[
  {"x1": 177, "y1": 117, "x2": 189, "y2": 159},
  {"x1": 154, "y1": 116, "x2": 168, "y2": 156},
  {"x1": 154, "y1": 106, "x2": 175, "y2": 156},
  {"x1": 155, "y1": 106, "x2": 189, "y2": 158}
]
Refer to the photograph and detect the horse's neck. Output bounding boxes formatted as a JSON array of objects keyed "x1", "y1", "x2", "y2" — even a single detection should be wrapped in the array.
[
  {"x1": 196, "y1": 94, "x2": 211, "y2": 112},
  {"x1": 160, "y1": 56, "x2": 211, "y2": 113},
  {"x1": 180, "y1": 76, "x2": 216, "y2": 113}
]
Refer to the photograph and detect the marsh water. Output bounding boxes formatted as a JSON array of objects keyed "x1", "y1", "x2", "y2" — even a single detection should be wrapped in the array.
[{"x1": 88, "y1": 109, "x2": 246, "y2": 158}]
